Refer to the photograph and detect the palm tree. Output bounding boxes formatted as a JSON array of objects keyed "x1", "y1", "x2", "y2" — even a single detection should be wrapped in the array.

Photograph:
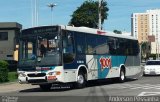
[{"x1": 140, "y1": 42, "x2": 151, "y2": 61}]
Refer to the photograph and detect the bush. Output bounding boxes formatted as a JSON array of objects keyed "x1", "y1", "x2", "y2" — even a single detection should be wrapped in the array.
[
  {"x1": 8, "y1": 72, "x2": 18, "y2": 82},
  {"x1": 148, "y1": 54, "x2": 156, "y2": 60},
  {"x1": 0, "y1": 60, "x2": 9, "y2": 82},
  {"x1": 5, "y1": 60, "x2": 18, "y2": 72}
]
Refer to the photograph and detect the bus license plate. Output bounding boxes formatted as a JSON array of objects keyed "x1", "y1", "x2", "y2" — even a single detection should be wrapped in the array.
[{"x1": 48, "y1": 76, "x2": 56, "y2": 80}]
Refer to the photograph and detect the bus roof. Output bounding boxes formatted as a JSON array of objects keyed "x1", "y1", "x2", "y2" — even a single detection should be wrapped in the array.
[
  {"x1": 61, "y1": 25, "x2": 137, "y2": 40},
  {"x1": 22, "y1": 25, "x2": 137, "y2": 40}
]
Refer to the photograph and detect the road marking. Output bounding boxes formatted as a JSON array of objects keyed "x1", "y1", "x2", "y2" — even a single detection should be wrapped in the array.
[
  {"x1": 130, "y1": 84, "x2": 160, "y2": 89},
  {"x1": 104, "y1": 84, "x2": 160, "y2": 90},
  {"x1": 138, "y1": 92, "x2": 160, "y2": 96}
]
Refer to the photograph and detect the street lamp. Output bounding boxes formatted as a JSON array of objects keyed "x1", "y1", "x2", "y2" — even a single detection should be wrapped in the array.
[
  {"x1": 31, "y1": 0, "x2": 39, "y2": 27},
  {"x1": 47, "y1": 3, "x2": 57, "y2": 25}
]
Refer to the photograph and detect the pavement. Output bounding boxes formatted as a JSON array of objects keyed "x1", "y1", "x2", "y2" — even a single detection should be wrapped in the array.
[{"x1": 0, "y1": 81, "x2": 38, "y2": 93}]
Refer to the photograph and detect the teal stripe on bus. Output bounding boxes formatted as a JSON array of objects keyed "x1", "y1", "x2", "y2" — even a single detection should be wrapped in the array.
[{"x1": 97, "y1": 55, "x2": 126, "y2": 78}]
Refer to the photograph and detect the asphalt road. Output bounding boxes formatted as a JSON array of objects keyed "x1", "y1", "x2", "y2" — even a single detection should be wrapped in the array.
[{"x1": 0, "y1": 75, "x2": 160, "y2": 102}]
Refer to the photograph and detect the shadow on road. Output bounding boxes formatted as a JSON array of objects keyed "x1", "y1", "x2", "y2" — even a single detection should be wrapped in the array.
[
  {"x1": 19, "y1": 78, "x2": 137, "y2": 93},
  {"x1": 143, "y1": 75, "x2": 160, "y2": 77}
]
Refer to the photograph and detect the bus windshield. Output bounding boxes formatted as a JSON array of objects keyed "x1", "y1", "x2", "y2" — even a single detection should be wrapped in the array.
[{"x1": 19, "y1": 30, "x2": 62, "y2": 69}]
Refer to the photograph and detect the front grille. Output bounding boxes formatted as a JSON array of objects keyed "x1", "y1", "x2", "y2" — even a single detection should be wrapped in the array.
[
  {"x1": 28, "y1": 79, "x2": 47, "y2": 83},
  {"x1": 27, "y1": 73, "x2": 46, "y2": 77}
]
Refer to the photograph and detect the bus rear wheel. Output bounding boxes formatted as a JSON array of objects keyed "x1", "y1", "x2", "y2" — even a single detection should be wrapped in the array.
[
  {"x1": 118, "y1": 69, "x2": 126, "y2": 83},
  {"x1": 39, "y1": 84, "x2": 52, "y2": 91}
]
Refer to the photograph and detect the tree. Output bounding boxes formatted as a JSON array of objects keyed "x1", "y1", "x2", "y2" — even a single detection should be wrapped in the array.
[
  {"x1": 69, "y1": 0, "x2": 109, "y2": 29},
  {"x1": 140, "y1": 42, "x2": 151, "y2": 61},
  {"x1": 113, "y1": 30, "x2": 122, "y2": 34}
]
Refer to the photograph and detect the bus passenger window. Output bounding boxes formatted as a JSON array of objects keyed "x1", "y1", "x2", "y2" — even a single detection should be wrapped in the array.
[
  {"x1": 75, "y1": 33, "x2": 86, "y2": 54},
  {"x1": 62, "y1": 31, "x2": 75, "y2": 63},
  {"x1": 63, "y1": 34, "x2": 74, "y2": 53},
  {"x1": 77, "y1": 45, "x2": 83, "y2": 53},
  {"x1": 86, "y1": 34, "x2": 97, "y2": 54},
  {"x1": 108, "y1": 37, "x2": 117, "y2": 55},
  {"x1": 96, "y1": 36, "x2": 109, "y2": 54}
]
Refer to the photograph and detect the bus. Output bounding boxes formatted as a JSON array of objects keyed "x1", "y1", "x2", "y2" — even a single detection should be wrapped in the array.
[{"x1": 18, "y1": 25, "x2": 142, "y2": 90}]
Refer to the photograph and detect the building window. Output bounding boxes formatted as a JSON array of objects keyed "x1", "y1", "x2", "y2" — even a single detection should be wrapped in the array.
[
  {"x1": 145, "y1": 25, "x2": 147, "y2": 28},
  {"x1": 0, "y1": 32, "x2": 8, "y2": 41},
  {"x1": 145, "y1": 29, "x2": 147, "y2": 32}
]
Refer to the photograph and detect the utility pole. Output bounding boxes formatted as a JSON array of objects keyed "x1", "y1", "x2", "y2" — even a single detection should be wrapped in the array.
[
  {"x1": 98, "y1": 0, "x2": 102, "y2": 30},
  {"x1": 98, "y1": 0, "x2": 104, "y2": 30},
  {"x1": 47, "y1": 3, "x2": 57, "y2": 25}
]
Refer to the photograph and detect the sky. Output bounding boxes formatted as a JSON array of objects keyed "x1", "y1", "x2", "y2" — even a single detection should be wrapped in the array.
[{"x1": 0, "y1": 0, "x2": 160, "y2": 32}]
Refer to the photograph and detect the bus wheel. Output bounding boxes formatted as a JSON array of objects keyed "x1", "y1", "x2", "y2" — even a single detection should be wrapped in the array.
[
  {"x1": 118, "y1": 69, "x2": 126, "y2": 83},
  {"x1": 39, "y1": 84, "x2": 52, "y2": 91},
  {"x1": 75, "y1": 71, "x2": 86, "y2": 89}
]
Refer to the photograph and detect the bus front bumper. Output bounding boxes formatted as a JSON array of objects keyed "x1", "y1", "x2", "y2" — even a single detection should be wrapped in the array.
[{"x1": 18, "y1": 72, "x2": 61, "y2": 85}]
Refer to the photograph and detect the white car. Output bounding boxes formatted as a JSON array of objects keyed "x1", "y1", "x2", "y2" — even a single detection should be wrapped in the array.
[{"x1": 143, "y1": 60, "x2": 160, "y2": 75}]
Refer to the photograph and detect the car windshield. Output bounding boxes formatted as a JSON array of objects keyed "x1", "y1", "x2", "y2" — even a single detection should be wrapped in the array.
[{"x1": 146, "y1": 61, "x2": 160, "y2": 65}]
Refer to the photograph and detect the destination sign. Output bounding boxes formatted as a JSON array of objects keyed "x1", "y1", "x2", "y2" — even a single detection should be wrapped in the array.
[{"x1": 22, "y1": 26, "x2": 59, "y2": 35}]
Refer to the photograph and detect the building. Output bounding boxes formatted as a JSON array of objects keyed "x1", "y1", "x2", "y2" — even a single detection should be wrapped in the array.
[
  {"x1": 0, "y1": 22, "x2": 22, "y2": 61},
  {"x1": 131, "y1": 13, "x2": 150, "y2": 43},
  {"x1": 147, "y1": 9, "x2": 160, "y2": 42},
  {"x1": 131, "y1": 9, "x2": 160, "y2": 55}
]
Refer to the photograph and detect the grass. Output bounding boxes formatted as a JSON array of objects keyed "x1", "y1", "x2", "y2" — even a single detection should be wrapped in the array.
[{"x1": 8, "y1": 71, "x2": 18, "y2": 82}]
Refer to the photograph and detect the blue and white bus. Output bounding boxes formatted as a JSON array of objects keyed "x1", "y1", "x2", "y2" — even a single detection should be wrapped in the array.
[{"x1": 18, "y1": 25, "x2": 142, "y2": 90}]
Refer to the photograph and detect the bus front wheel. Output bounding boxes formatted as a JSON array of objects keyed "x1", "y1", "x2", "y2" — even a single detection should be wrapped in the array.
[{"x1": 74, "y1": 71, "x2": 86, "y2": 89}]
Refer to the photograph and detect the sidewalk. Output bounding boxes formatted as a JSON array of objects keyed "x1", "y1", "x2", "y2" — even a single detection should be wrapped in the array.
[{"x1": 0, "y1": 82, "x2": 38, "y2": 93}]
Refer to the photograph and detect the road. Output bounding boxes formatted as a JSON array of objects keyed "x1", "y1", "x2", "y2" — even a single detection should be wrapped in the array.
[{"x1": 0, "y1": 76, "x2": 160, "y2": 102}]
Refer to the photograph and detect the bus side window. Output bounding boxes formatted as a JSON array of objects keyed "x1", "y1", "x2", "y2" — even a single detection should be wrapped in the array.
[
  {"x1": 75, "y1": 33, "x2": 86, "y2": 54},
  {"x1": 77, "y1": 45, "x2": 83, "y2": 53},
  {"x1": 96, "y1": 36, "x2": 109, "y2": 54},
  {"x1": 108, "y1": 37, "x2": 117, "y2": 55},
  {"x1": 117, "y1": 38, "x2": 126, "y2": 55},
  {"x1": 62, "y1": 31, "x2": 75, "y2": 63},
  {"x1": 86, "y1": 34, "x2": 97, "y2": 54},
  {"x1": 63, "y1": 32, "x2": 74, "y2": 54}
]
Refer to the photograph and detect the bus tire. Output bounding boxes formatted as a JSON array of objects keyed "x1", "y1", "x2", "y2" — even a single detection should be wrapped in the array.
[
  {"x1": 74, "y1": 71, "x2": 86, "y2": 89},
  {"x1": 39, "y1": 84, "x2": 52, "y2": 91},
  {"x1": 118, "y1": 69, "x2": 126, "y2": 83}
]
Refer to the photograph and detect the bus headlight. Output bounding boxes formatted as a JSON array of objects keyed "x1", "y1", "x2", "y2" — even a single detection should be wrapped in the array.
[
  {"x1": 18, "y1": 72, "x2": 26, "y2": 77},
  {"x1": 48, "y1": 71, "x2": 61, "y2": 75},
  {"x1": 48, "y1": 72, "x2": 56, "y2": 76}
]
